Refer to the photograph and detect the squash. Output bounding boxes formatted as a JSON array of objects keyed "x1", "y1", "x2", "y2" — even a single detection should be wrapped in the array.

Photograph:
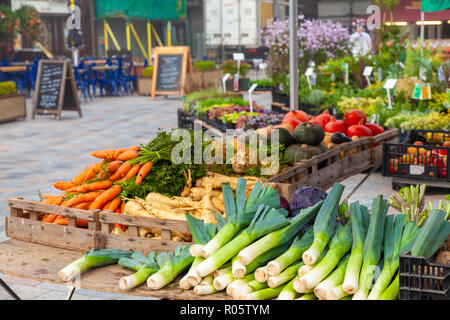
[
  {"x1": 293, "y1": 122, "x2": 325, "y2": 146},
  {"x1": 285, "y1": 144, "x2": 321, "y2": 165},
  {"x1": 331, "y1": 132, "x2": 352, "y2": 144},
  {"x1": 317, "y1": 143, "x2": 329, "y2": 153},
  {"x1": 270, "y1": 127, "x2": 296, "y2": 147},
  {"x1": 323, "y1": 132, "x2": 333, "y2": 145}
]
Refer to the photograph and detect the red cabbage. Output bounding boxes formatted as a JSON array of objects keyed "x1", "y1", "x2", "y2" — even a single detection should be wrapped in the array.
[
  {"x1": 290, "y1": 187, "x2": 327, "y2": 217},
  {"x1": 279, "y1": 195, "x2": 290, "y2": 212}
]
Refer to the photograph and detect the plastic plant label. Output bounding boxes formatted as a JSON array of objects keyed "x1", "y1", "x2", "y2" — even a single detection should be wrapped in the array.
[
  {"x1": 409, "y1": 165, "x2": 425, "y2": 176},
  {"x1": 412, "y1": 83, "x2": 422, "y2": 100},
  {"x1": 248, "y1": 84, "x2": 258, "y2": 113},
  {"x1": 222, "y1": 73, "x2": 231, "y2": 92},
  {"x1": 384, "y1": 79, "x2": 397, "y2": 89},
  {"x1": 233, "y1": 53, "x2": 245, "y2": 61},
  {"x1": 305, "y1": 67, "x2": 314, "y2": 77},
  {"x1": 363, "y1": 66, "x2": 373, "y2": 76}
]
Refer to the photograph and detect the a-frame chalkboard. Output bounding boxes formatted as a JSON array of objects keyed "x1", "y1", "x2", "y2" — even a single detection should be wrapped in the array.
[
  {"x1": 32, "y1": 60, "x2": 82, "y2": 120},
  {"x1": 151, "y1": 46, "x2": 192, "y2": 99}
]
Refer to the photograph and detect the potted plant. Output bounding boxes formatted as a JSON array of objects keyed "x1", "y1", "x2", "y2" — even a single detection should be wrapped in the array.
[
  {"x1": 220, "y1": 60, "x2": 252, "y2": 92},
  {"x1": 185, "y1": 61, "x2": 221, "y2": 94},
  {"x1": 137, "y1": 65, "x2": 153, "y2": 96},
  {"x1": 0, "y1": 81, "x2": 26, "y2": 123}
]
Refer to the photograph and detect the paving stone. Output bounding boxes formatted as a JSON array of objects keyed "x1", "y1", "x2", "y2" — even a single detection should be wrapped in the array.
[
  {"x1": 0, "y1": 283, "x2": 50, "y2": 300},
  {"x1": 0, "y1": 275, "x2": 42, "y2": 287},
  {"x1": 74, "y1": 288, "x2": 123, "y2": 299}
]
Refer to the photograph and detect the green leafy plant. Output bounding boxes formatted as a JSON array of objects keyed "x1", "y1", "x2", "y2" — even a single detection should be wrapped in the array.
[
  {"x1": 0, "y1": 81, "x2": 17, "y2": 96},
  {"x1": 220, "y1": 60, "x2": 252, "y2": 76},
  {"x1": 142, "y1": 66, "x2": 154, "y2": 77},
  {"x1": 15, "y1": 5, "x2": 43, "y2": 43},
  {"x1": 193, "y1": 61, "x2": 217, "y2": 72},
  {"x1": 0, "y1": 5, "x2": 19, "y2": 58}
]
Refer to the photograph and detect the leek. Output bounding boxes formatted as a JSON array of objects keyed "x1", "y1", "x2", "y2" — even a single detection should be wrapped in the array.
[
  {"x1": 295, "y1": 293, "x2": 317, "y2": 300},
  {"x1": 303, "y1": 183, "x2": 345, "y2": 265},
  {"x1": 254, "y1": 266, "x2": 269, "y2": 283},
  {"x1": 342, "y1": 202, "x2": 369, "y2": 294},
  {"x1": 213, "y1": 270, "x2": 234, "y2": 291},
  {"x1": 226, "y1": 273, "x2": 254, "y2": 296},
  {"x1": 194, "y1": 275, "x2": 217, "y2": 295},
  {"x1": 377, "y1": 274, "x2": 399, "y2": 300},
  {"x1": 245, "y1": 286, "x2": 284, "y2": 300},
  {"x1": 201, "y1": 179, "x2": 280, "y2": 258},
  {"x1": 300, "y1": 220, "x2": 353, "y2": 290},
  {"x1": 314, "y1": 254, "x2": 349, "y2": 299},
  {"x1": 234, "y1": 279, "x2": 268, "y2": 299},
  {"x1": 277, "y1": 276, "x2": 300, "y2": 300},
  {"x1": 59, "y1": 249, "x2": 133, "y2": 282},
  {"x1": 353, "y1": 196, "x2": 388, "y2": 300},
  {"x1": 298, "y1": 247, "x2": 328, "y2": 277},
  {"x1": 233, "y1": 243, "x2": 290, "y2": 279},
  {"x1": 182, "y1": 213, "x2": 219, "y2": 289},
  {"x1": 267, "y1": 262, "x2": 303, "y2": 288},
  {"x1": 147, "y1": 245, "x2": 194, "y2": 290},
  {"x1": 118, "y1": 251, "x2": 159, "y2": 290},
  {"x1": 326, "y1": 285, "x2": 350, "y2": 300},
  {"x1": 195, "y1": 205, "x2": 289, "y2": 277},
  {"x1": 238, "y1": 202, "x2": 321, "y2": 266}
]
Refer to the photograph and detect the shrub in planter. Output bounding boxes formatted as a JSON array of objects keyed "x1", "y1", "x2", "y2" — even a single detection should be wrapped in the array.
[
  {"x1": 220, "y1": 60, "x2": 252, "y2": 76},
  {"x1": 137, "y1": 66, "x2": 154, "y2": 95},
  {"x1": 0, "y1": 81, "x2": 17, "y2": 96},
  {"x1": 0, "y1": 81, "x2": 26, "y2": 123},
  {"x1": 142, "y1": 66, "x2": 154, "y2": 77},
  {"x1": 193, "y1": 61, "x2": 217, "y2": 72}
]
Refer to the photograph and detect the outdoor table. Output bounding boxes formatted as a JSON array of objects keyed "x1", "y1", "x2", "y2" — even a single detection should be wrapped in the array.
[
  {"x1": 92, "y1": 65, "x2": 118, "y2": 72},
  {"x1": 10, "y1": 62, "x2": 33, "y2": 67},
  {"x1": 0, "y1": 66, "x2": 27, "y2": 73},
  {"x1": 85, "y1": 59, "x2": 118, "y2": 65},
  {"x1": 0, "y1": 239, "x2": 231, "y2": 300}
]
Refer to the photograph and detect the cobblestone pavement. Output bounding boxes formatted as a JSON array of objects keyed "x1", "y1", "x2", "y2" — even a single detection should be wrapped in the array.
[{"x1": 0, "y1": 95, "x2": 447, "y2": 300}]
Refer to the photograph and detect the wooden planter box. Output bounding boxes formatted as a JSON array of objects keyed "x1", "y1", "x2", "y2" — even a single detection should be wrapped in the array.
[
  {"x1": 97, "y1": 210, "x2": 192, "y2": 254},
  {"x1": 137, "y1": 77, "x2": 153, "y2": 96},
  {"x1": 6, "y1": 198, "x2": 101, "y2": 252},
  {"x1": 0, "y1": 94, "x2": 26, "y2": 123},
  {"x1": 268, "y1": 129, "x2": 399, "y2": 192},
  {"x1": 185, "y1": 70, "x2": 221, "y2": 94}
]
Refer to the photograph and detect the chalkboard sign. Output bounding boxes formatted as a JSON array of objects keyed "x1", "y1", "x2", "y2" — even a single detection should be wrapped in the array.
[
  {"x1": 152, "y1": 46, "x2": 192, "y2": 99},
  {"x1": 32, "y1": 60, "x2": 81, "y2": 120}
]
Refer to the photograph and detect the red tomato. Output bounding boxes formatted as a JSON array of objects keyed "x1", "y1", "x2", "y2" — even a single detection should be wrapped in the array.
[
  {"x1": 344, "y1": 109, "x2": 367, "y2": 126},
  {"x1": 324, "y1": 119, "x2": 347, "y2": 134},
  {"x1": 366, "y1": 123, "x2": 385, "y2": 136},
  {"x1": 347, "y1": 122, "x2": 373, "y2": 137},
  {"x1": 282, "y1": 110, "x2": 310, "y2": 123},
  {"x1": 413, "y1": 141, "x2": 424, "y2": 146},
  {"x1": 281, "y1": 118, "x2": 301, "y2": 130}
]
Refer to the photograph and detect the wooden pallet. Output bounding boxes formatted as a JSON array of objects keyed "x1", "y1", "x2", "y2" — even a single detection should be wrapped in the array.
[
  {"x1": 97, "y1": 211, "x2": 192, "y2": 254},
  {"x1": 6, "y1": 198, "x2": 101, "y2": 252}
]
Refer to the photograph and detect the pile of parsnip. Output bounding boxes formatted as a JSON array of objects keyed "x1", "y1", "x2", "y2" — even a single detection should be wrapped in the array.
[{"x1": 117, "y1": 172, "x2": 269, "y2": 241}]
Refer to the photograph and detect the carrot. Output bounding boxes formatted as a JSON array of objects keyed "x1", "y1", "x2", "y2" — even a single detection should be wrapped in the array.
[
  {"x1": 76, "y1": 219, "x2": 89, "y2": 228},
  {"x1": 53, "y1": 216, "x2": 68, "y2": 225},
  {"x1": 106, "y1": 161, "x2": 123, "y2": 173},
  {"x1": 90, "y1": 149, "x2": 116, "y2": 160},
  {"x1": 67, "y1": 180, "x2": 113, "y2": 194},
  {"x1": 102, "y1": 200, "x2": 112, "y2": 211},
  {"x1": 75, "y1": 202, "x2": 91, "y2": 210},
  {"x1": 113, "y1": 146, "x2": 140, "y2": 160},
  {"x1": 89, "y1": 185, "x2": 122, "y2": 210},
  {"x1": 53, "y1": 181, "x2": 73, "y2": 191},
  {"x1": 108, "y1": 197, "x2": 122, "y2": 212},
  {"x1": 116, "y1": 163, "x2": 141, "y2": 183},
  {"x1": 71, "y1": 167, "x2": 91, "y2": 185},
  {"x1": 65, "y1": 191, "x2": 104, "y2": 208},
  {"x1": 114, "y1": 201, "x2": 127, "y2": 231},
  {"x1": 109, "y1": 162, "x2": 132, "y2": 181},
  {"x1": 120, "y1": 201, "x2": 125, "y2": 213},
  {"x1": 117, "y1": 150, "x2": 139, "y2": 161},
  {"x1": 43, "y1": 195, "x2": 65, "y2": 205},
  {"x1": 135, "y1": 161, "x2": 153, "y2": 184},
  {"x1": 42, "y1": 214, "x2": 58, "y2": 223}
]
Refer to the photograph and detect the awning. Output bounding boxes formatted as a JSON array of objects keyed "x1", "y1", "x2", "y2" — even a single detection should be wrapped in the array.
[{"x1": 388, "y1": 0, "x2": 450, "y2": 22}]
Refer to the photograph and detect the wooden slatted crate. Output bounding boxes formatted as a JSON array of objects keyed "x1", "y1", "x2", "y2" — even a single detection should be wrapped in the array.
[
  {"x1": 6, "y1": 198, "x2": 101, "y2": 252},
  {"x1": 97, "y1": 211, "x2": 192, "y2": 254}
]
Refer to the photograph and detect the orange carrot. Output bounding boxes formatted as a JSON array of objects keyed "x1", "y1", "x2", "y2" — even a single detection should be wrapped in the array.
[
  {"x1": 109, "y1": 162, "x2": 132, "y2": 181},
  {"x1": 114, "y1": 201, "x2": 127, "y2": 231},
  {"x1": 89, "y1": 185, "x2": 122, "y2": 210},
  {"x1": 116, "y1": 163, "x2": 141, "y2": 183},
  {"x1": 71, "y1": 167, "x2": 91, "y2": 185},
  {"x1": 117, "y1": 150, "x2": 139, "y2": 161},
  {"x1": 67, "y1": 180, "x2": 113, "y2": 194},
  {"x1": 108, "y1": 197, "x2": 122, "y2": 212},
  {"x1": 75, "y1": 202, "x2": 91, "y2": 210},
  {"x1": 102, "y1": 200, "x2": 112, "y2": 211},
  {"x1": 135, "y1": 161, "x2": 153, "y2": 184},
  {"x1": 43, "y1": 195, "x2": 64, "y2": 205},
  {"x1": 106, "y1": 161, "x2": 123, "y2": 173},
  {"x1": 42, "y1": 214, "x2": 58, "y2": 223},
  {"x1": 53, "y1": 216, "x2": 68, "y2": 225},
  {"x1": 90, "y1": 149, "x2": 116, "y2": 160},
  {"x1": 76, "y1": 219, "x2": 89, "y2": 228},
  {"x1": 120, "y1": 201, "x2": 125, "y2": 213},
  {"x1": 53, "y1": 181, "x2": 73, "y2": 191},
  {"x1": 65, "y1": 191, "x2": 104, "y2": 207},
  {"x1": 113, "y1": 146, "x2": 140, "y2": 160}
]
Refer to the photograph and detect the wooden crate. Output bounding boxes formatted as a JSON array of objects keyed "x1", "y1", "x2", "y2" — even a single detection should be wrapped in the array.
[
  {"x1": 0, "y1": 94, "x2": 26, "y2": 123},
  {"x1": 268, "y1": 129, "x2": 399, "y2": 191},
  {"x1": 97, "y1": 211, "x2": 192, "y2": 254},
  {"x1": 6, "y1": 198, "x2": 101, "y2": 252}
]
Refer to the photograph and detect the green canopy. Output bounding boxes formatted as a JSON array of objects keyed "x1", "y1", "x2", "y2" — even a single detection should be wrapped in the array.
[
  {"x1": 94, "y1": 0, "x2": 186, "y2": 20},
  {"x1": 421, "y1": 0, "x2": 450, "y2": 12}
]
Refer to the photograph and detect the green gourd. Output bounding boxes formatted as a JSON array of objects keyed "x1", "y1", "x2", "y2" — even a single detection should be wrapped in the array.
[{"x1": 293, "y1": 122, "x2": 325, "y2": 146}]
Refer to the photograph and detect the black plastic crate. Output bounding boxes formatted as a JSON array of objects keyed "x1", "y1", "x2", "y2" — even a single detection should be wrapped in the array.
[
  {"x1": 382, "y1": 129, "x2": 449, "y2": 183},
  {"x1": 399, "y1": 251, "x2": 449, "y2": 300},
  {"x1": 177, "y1": 108, "x2": 195, "y2": 130}
]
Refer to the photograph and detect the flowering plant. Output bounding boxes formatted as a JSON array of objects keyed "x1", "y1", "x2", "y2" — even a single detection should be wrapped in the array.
[
  {"x1": 0, "y1": 5, "x2": 19, "y2": 56},
  {"x1": 16, "y1": 6, "x2": 43, "y2": 43}
]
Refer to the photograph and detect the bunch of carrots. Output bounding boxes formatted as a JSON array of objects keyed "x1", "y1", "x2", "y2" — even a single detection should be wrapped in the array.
[{"x1": 40, "y1": 146, "x2": 154, "y2": 229}]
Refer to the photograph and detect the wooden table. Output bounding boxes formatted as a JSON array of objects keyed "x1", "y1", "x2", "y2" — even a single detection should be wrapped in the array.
[
  {"x1": 0, "y1": 66, "x2": 27, "y2": 73},
  {"x1": 0, "y1": 239, "x2": 231, "y2": 300},
  {"x1": 10, "y1": 62, "x2": 33, "y2": 67},
  {"x1": 92, "y1": 66, "x2": 118, "y2": 72}
]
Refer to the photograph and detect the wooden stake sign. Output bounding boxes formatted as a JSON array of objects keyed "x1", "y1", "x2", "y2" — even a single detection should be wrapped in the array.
[
  {"x1": 32, "y1": 60, "x2": 81, "y2": 120},
  {"x1": 151, "y1": 46, "x2": 192, "y2": 99}
]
